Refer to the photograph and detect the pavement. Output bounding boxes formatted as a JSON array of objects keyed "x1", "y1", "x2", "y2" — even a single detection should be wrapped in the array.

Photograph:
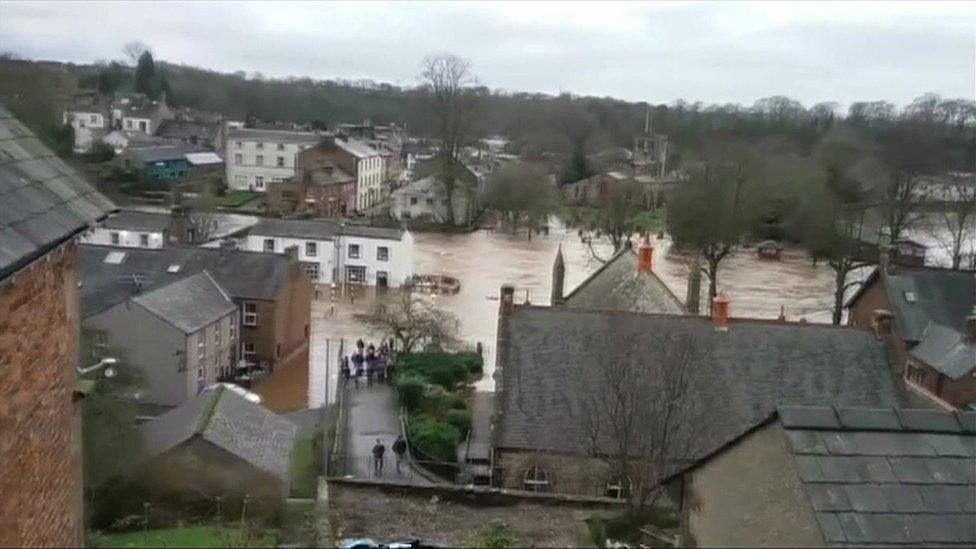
[{"x1": 342, "y1": 381, "x2": 432, "y2": 485}]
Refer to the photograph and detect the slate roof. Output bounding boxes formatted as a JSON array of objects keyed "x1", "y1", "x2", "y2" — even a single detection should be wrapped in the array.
[
  {"x1": 78, "y1": 245, "x2": 293, "y2": 318},
  {"x1": 141, "y1": 385, "x2": 297, "y2": 482},
  {"x1": 779, "y1": 405, "x2": 976, "y2": 547},
  {"x1": 131, "y1": 271, "x2": 236, "y2": 334},
  {"x1": 184, "y1": 152, "x2": 223, "y2": 166},
  {"x1": 495, "y1": 306, "x2": 900, "y2": 466},
  {"x1": 155, "y1": 119, "x2": 219, "y2": 141},
  {"x1": 0, "y1": 105, "x2": 115, "y2": 280},
  {"x1": 848, "y1": 266, "x2": 975, "y2": 343},
  {"x1": 226, "y1": 127, "x2": 323, "y2": 144},
  {"x1": 336, "y1": 137, "x2": 380, "y2": 158},
  {"x1": 306, "y1": 165, "x2": 355, "y2": 186},
  {"x1": 249, "y1": 217, "x2": 405, "y2": 241},
  {"x1": 563, "y1": 247, "x2": 685, "y2": 314},
  {"x1": 126, "y1": 146, "x2": 189, "y2": 163},
  {"x1": 910, "y1": 324, "x2": 976, "y2": 379},
  {"x1": 100, "y1": 210, "x2": 172, "y2": 232}
]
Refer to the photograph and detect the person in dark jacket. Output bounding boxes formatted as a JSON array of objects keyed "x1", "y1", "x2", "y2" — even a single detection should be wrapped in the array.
[
  {"x1": 392, "y1": 435, "x2": 407, "y2": 474},
  {"x1": 372, "y1": 439, "x2": 386, "y2": 476}
]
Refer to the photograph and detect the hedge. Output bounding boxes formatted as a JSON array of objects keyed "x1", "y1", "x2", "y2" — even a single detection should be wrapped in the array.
[
  {"x1": 445, "y1": 409, "x2": 472, "y2": 439},
  {"x1": 393, "y1": 374, "x2": 425, "y2": 411},
  {"x1": 408, "y1": 415, "x2": 461, "y2": 463}
]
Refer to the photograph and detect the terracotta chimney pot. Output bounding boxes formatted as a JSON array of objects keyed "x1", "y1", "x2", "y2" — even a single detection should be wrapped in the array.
[
  {"x1": 712, "y1": 293, "x2": 730, "y2": 331},
  {"x1": 636, "y1": 233, "x2": 654, "y2": 272}
]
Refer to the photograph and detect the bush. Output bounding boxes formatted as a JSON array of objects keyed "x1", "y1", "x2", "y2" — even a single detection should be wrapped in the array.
[
  {"x1": 86, "y1": 141, "x2": 116, "y2": 163},
  {"x1": 457, "y1": 351, "x2": 484, "y2": 374},
  {"x1": 467, "y1": 520, "x2": 518, "y2": 549},
  {"x1": 408, "y1": 416, "x2": 460, "y2": 463},
  {"x1": 396, "y1": 352, "x2": 470, "y2": 389},
  {"x1": 446, "y1": 409, "x2": 472, "y2": 439},
  {"x1": 394, "y1": 375, "x2": 425, "y2": 412}
]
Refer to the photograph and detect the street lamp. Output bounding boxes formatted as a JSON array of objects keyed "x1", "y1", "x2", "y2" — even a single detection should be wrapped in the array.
[{"x1": 78, "y1": 357, "x2": 118, "y2": 379}]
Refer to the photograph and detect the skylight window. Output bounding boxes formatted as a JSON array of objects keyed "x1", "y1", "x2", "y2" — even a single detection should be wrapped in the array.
[
  {"x1": 166, "y1": 264, "x2": 182, "y2": 273},
  {"x1": 904, "y1": 291, "x2": 916, "y2": 303},
  {"x1": 103, "y1": 251, "x2": 126, "y2": 264}
]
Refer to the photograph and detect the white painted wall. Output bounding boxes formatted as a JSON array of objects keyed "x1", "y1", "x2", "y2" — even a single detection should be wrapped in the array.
[
  {"x1": 79, "y1": 227, "x2": 166, "y2": 249},
  {"x1": 122, "y1": 116, "x2": 154, "y2": 134},
  {"x1": 225, "y1": 138, "x2": 313, "y2": 191},
  {"x1": 243, "y1": 231, "x2": 413, "y2": 287},
  {"x1": 355, "y1": 155, "x2": 386, "y2": 210},
  {"x1": 64, "y1": 111, "x2": 108, "y2": 152}
]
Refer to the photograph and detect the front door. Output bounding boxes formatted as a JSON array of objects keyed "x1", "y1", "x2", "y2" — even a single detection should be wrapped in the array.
[{"x1": 377, "y1": 271, "x2": 389, "y2": 289}]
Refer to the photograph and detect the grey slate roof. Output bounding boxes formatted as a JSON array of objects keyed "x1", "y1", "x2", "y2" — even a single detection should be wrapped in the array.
[
  {"x1": 100, "y1": 210, "x2": 172, "y2": 232},
  {"x1": 131, "y1": 271, "x2": 236, "y2": 334},
  {"x1": 226, "y1": 127, "x2": 323, "y2": 144},
  {"x1": 563, "y1": 247, "x2": 685, "y2": 314},
  {"x1": 249, "y1": 217, "x2": 405, "y2": 241},
  {"x1": 779, "y1": 405, "x2": 976, "y2": 547},
  {"x1": 78, "y1": 245, "x2": 293, "y2": 318},
  {"x1": 495, "y1": 306, "x2": 899, "y2": 465},
  {"x1": 126, "y1": 145, "x2": 189, "y2": 163},
  {"x1": 0, "y1": 106, "x2": 114, "y2": 279},
  {"x1": 851, "y1": 266, "x2": 976, "y2": 343},
  {"x1": 910, "y1": 324, "x2": 976, "y2": 379},
  {"x1": 142, "y1": 385, "x2": 297, "y2": 482},
  {"x1": 336, "y1": 137, "x2": 380, "y2": 158}
]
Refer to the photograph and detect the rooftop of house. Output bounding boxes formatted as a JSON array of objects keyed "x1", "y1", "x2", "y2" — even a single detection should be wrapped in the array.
[
  {"x1": 910, "y1": 323, "x2": 976, "y2": 379},
  {"x1": 494, "y1": 305, "x2": 900, "y2": 469},
  {"x1": 777, "y1": 405, "x2": 975, "y2": 547},
  {"x1": 336, "y1": 137, "x2": 381, "y2": 159},
  {"x1": 141, "y1": 385, "x2": 297, "y2": 482},
  {"x1": 0, "y1": 105, "x2": 114, "y2": 280},
  {"x1": 106, "y1": 129, "x2": 165, "y2": 145},
  {"x1": 155, "y1": 119, "x2": 219, "y2": 140},
  {"x1": 122, "y1": 101, "x2": 167, "y2": 119},
  {"x1": 99, "y1": 210, "x2": 172, "y2": 233},
  {"x1": 130, "y1": 271, "x2": 236, "y2": 334},
  {"x1": 226, "y1": 127, "x2": 323, "y2": 144},
  {"x1": 249, "y1": 217, "x2": 405, "y2": 242},
  {"x1": 184, "y1": 152, "x2": 223, "y2": 166},
  {"x1": 305, "y1": 164, "x2": 356, "y2": 186},
  {"x1": 78, "y1": 244, "x2": 296, "y2": 317},
  {"x1": 562, "y1": 246, "x2": 685, "y2": 315},
  {"x1": 125, "y1": 145, "x2": 192, "y2": 163},
  {"x1": 392, "y1": 175, "x2": 445, "y2": 196},
  {"x1": 849, "y1": 265, "x2": 975, "y2": 343}
]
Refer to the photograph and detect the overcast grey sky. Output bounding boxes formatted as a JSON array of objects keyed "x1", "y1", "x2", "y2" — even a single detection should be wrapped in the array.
[{"x1": 2, "y1": 1, "x2": 973, "y2": 108}]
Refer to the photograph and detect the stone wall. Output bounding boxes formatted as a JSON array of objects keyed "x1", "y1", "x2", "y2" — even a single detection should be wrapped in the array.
[
  {"x1": 494, "y1": 449, "x2": 615, "y2": 498},
  {"x1": 0, "y1": 243, "x2": 82, "y2": 546}
]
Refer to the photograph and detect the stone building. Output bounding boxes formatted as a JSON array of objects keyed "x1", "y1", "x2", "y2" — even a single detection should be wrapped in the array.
[
  {"x1": 0, "y1": 106, "x2": 114, "y2": 546},
  {"x1": 846, "y1": 264, "x2": 976, "y2": 410},
  {"x1": 676, "y1": 405, "x2": 976, "y2": 547},
  {"x1": 266, "y1": 143, "x2": 358, "y2": 217},
  {"x1": 491, "y1": 285, "x2": 903, "y2": 498}
]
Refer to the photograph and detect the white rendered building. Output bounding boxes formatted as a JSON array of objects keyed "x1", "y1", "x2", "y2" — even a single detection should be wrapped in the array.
[
  {"x1": 336, "y1": 138, "x2": 385, "y2": 211},
  {"x1": 78, "y1": 210, "x2": 172, "y2": 249},
  {"x1": 225, "y1": 128, "x2": 323, "y2": 192}
]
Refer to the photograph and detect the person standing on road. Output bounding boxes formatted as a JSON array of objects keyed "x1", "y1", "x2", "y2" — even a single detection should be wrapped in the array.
[
  {"x1": 372, "y1": 439, "x2": 386, "y2": 476},
  {"x1": 392, "y1": 435, "x2": 407, "y2": 474},
  {"x1": 352, "y1": 352, "x2": 365, "y2": 388}
]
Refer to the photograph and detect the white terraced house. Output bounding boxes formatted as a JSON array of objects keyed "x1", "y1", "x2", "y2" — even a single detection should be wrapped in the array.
[
  {"x1": 225, "y1": 127, "x2": 324, "y2": 191},
  {"x1": 335, "y1": 138, "x2": 385, "y2": 211},
  {"x1": 244, "y1": 218, "x2": 412, "y2": 288}
]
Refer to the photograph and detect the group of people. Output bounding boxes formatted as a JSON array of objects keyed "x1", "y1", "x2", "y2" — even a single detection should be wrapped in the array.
[
  {"x1": 341, "y1": 339, "x2": 392, "y2": 387},
  {"x1": 371, "y1": 435, "x2": 409, "y2": 476}
]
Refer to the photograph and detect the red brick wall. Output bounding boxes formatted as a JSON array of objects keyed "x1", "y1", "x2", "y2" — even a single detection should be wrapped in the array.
[
  {"x1": 0, "y1": 243, "x2": 82, "y2": 547},
  {"x1": 847, "y1": 278, "x2": 891, "y2": 332}
]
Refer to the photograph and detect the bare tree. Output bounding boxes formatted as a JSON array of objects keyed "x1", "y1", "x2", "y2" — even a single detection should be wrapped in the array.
[
  {"x1": 184, "y1": 191, "x2": 220, "y2": 244},
  {"x1": 926, "y1": 179, "x2": 976, "y2": 269},
  {"x1": 358, "y1": 290, "x2": 460, "y2": 353},
  {"x1": 421, "y1": 53, "x2": 477, "y2": 226},
  {"x1": 577, "y1": 331, "x2": 698, "y2": 508},
  {"x1": 122, "y1": 41, "x2": 150, "y2": 66}
]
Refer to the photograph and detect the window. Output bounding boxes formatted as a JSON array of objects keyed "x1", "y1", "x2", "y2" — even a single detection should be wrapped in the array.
[
  {"x1": 103, "y1": 251, "x2": 126, "y2": 264},
  {"x1": 234, "y1": 174, "x2": 247, "y2": 186},
  {"x1": 256, "y1": 155, "x2": 264, "y2": 166},
  {"x1": 302, "y1": 261, "x2": 320, "y2": 281},
  {"x1": 93, "y1": 331, "x2": 108, "y2": 348},
  {"x1": 410, "y1": 197, "x2": 418, "y2": 205},
  {"x1": 305, "y1": 241, "x2": 317, "y2": 257},
  {"x1": 277, "y1": 156, "x2": 285, "y2": 167},
  {"x1": 377, "y1": 246, "x2": 389, "y2": 261},
  {"x1": 348, "y1": 244, "x2": 360, "y2": 259},
  {"x1": 139, "y1": 120, "x2": 147, "y2": 132},
  {"x1": 235, "y1": 153, "x2": 242, "y2": 164},
  {"x1": 426, "y1": 198, "x2": 434, "y2": 205},
  {"x1": 244, "y1": 303, "x2": 259, "y2": 326},
  {"x1": 197, "y1": 366, "x2": 204, "y2": 380},
  {"x1": 277, "y1": 143, "x2": 285, "y2": 151},
  {"x1": 523, "y1": 466, "x2": 550, "y2": 492},
  {"x1": 605, "y1": 477, "x2": 631, "y2": 499},
  {"x1": 229, "y1": 322, "x2": 236, "y2": 341},
  {"x1": 263, "y1": 238, "x2": 275, "y2": 252},
  {"x1": 110, "y1": 231, "x2": 120, "y2": 245},
  {"x1": 90, "y1": 114, "x2": 97, "y2": 123},
  {"x1": 256, "y1": 142, "x2": 264, "y2": 149},
  {"x1": 244, "y1": 342, "x2": 255, "y2": 357},
  {"x1": 236, "y1": 141, "x2": 243, "y2": 149},
  {"x1": 904, "y1": 291, "x2": 917, "y2": 303},
  {"x1": 255, "y1": 175, "x2": 265, "y2": 189},
  {"x1": 125, "y1": 119, "x2": 133, "y2": 129},
  {"x1": 167, "y1": 264, "x2": 182, "y2": 273},
  {"x1": 139, "y1": 233, "x2": 149, "y2": 247},
  {"x1": 345, "y1": 266, "x2": 366, "y2": 285},
  {"x1": 198, "y1": 337, "x2": 206, "y2": 360},
  {"x1": 214, "y1": 328, "x2": 221, "y2": 345},
  {"x1": 906, "y1": 363, "x2": 925, "y2": 384}
]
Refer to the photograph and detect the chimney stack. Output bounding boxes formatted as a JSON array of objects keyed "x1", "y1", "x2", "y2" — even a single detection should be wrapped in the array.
[
  {"x1": 871, "y1": 309, "x2": 893, "y2": 340},
  {"x1": 636, "y1": 233, "x2": 654, "y2": 272},
  {"x1": 551, "y1": 245, "x2": 566, "y2": 306},
  {"x1": 712, "y1": 293, "x2": 730, "y2": 331},
  {"x1": 500, "y1": 285, "x2": 516, "y2": 316}
]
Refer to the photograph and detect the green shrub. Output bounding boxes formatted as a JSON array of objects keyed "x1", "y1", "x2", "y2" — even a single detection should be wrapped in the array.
[
  {"x1": 446, "y1": 409, "x2": 472, "y2": 439},
  {"x1": 449, "y1": 396, "x2": 468, "y2": 410},
  {"x1": 86, "y1": 141, "x2": 116, "y2": 163},
  {"x1": 396, "y1": 352, "x2": 470, "y2": 389},
  {"x1": 467, "y1": 520, "x2": 518, "y2": 549},
  {"x1": 394, "y1": 375, "x2": 425, "y2": 412},
  {"x1": 408, "y1": 416, "x2": 460, "y2": 463},
  {"x1": 457, "y1": 351, "x2": 484, "y2": 374}
]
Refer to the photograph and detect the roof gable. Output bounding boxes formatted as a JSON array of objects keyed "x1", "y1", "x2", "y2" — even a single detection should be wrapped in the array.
[
  {"x1": 562, "y1": 247, "x2": 685, "y2": 314},
  {"x1": 130, "y1": 271, "x2": 236, "y2": 333}
]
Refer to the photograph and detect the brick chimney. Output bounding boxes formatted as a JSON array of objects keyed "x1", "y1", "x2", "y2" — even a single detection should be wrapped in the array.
[
  {"x1": 871, "y1": 309, "x2": 893, "y2": 340},
  {"x1": 636, "y1": 233, "x2": 654, "y2": 272},
  {"x1": 500, "y1": 284, "x2": 515, "y2": 316},
  {"x1": 712, "y1": 293, "x2": 730, "y2": 331}
]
